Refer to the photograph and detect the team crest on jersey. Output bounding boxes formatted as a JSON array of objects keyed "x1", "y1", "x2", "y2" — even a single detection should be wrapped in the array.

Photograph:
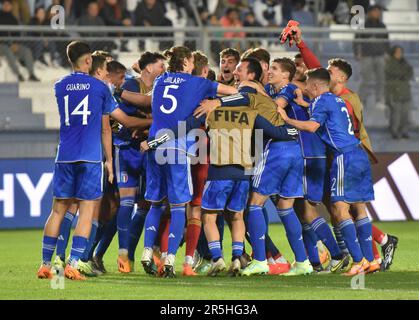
[{"x1": 121, "y1": 172, "x2": 128, "y2": 183}]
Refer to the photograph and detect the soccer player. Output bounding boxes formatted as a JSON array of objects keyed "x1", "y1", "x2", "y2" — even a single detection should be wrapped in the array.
[
  {"x1": 286, "y1": 22, "x2": 397, "y2": 272},
  {"x1": 181, "y1": 50, "x2": 211, "y2": 276},
  {"x1": 217, "y1": 48, "x2": 240, "y2": 86},
  {"x1": 241, "y1": 48, "x2": 271, "y2": 86},
  {"x1": 112, "y1": 52, "x2": 166, "y2": 273},
  {"x1": 140, "y1": 46, "x2": 238, "y2": 278},
  {"x1": 240, "y1": 48, "x2": 292, "y2": 275},
  {"x1": 267, "y1": 57, "x2": 348, "y2": 273},
  {"x1": 195, "y1": 57, "x2": 305, "y2": 276},
  {"x1": 277, "y1": 68, "x2": 375, "y2": 276},
  {"x1": 37, "y1": 41, "x2": 152, "y2": 281}
]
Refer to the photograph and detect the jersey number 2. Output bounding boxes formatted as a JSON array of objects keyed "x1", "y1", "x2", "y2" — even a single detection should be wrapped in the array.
[
  {"x1": 160, "y1": 85, "x2": 179, "y2": 114},
  {"x1": 341, "y1": 107, "x2": 354, "y2": 135},
  {"x1": 64, "y1": 94, "x2": 91, "y2": 126}
]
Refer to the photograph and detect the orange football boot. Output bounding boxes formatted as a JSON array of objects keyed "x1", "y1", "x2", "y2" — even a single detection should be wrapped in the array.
[
  {"x1": 118, "y1": 255, "x2": 132, "y2": 273},
  {"x1": 37, "y1": 264, "x2": 54, "y2": 279},
  {"x1": 268, "y1": 262, "x2": 291, "y2": 275},
  {"x1": 183, "y1": 263, "x2": 198, "y2": 276},
  {"x1": 343, "y1": 258, "x2": 370, "y2": 276},
  {"x1": 64, "y1": 264, "x2": 86, "y2": 280},
  {"x1": 366, "y1": 259, "x2": 380, "y2": 274}
]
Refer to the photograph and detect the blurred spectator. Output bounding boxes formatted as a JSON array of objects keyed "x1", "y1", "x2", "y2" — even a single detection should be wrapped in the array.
[
  {"x1": 78, "y1": 1, "x2": 115, "y2": 52},
  {"x1": 100, "y1": 0, "x2": 132, "y2": 52},
  {"x1": 254, "y1": 0, "x2": 282, "y2": 27},
  {"x1": 354, "y1": 4, "x2": 389, "y2": 110},
  {"x1": 291, "y1": 0, "x2": 314, "y2": 26},
  {"x1": 0, "y1": 0, "x2": 39, "y2": 81},
  {"x1": 77, "y1": 1, "x2": 105, "y2": 26},
  {"x1": 10, "y1": 0, "x2": 31, "y2": 24},
  {"x1": 219, "y1": 8, "x2": 245, "y2": 38},
  {"x1": 134, "y1": 0, "x2": 173, "y2": 51},
  {"x1": 28, "y1": 6, "x2": 60, "y2": 65},
  {"x1": 243, "y1": 11, "x2": 262, "y2": 47},
  {"x1": 385, "y1": 46, "x2": 414, "y2": 140}
]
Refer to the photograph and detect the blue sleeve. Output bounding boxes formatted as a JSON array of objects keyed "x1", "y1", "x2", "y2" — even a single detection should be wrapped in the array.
[
  {"x1": 148, "y1": 115, "x2": 205, "y2": 140},
  {"x1": 309, "y1": 99, "x2": 328, "y2": 126},
  {"x1": 103, "y1": 87, "x2": 119, "y2": 114},
  {"x1": 277, "y1": 85, "x2": 295, "y2": 103},
  {"x1": 220, "y1": 93, "x2": 250, "y2": 107},
  {"x1": 121, "y1": 79, "x2": 140, "y2": 93},
  {"x1": 254, "y1": 115, "x2": 296, "y2": 141}
]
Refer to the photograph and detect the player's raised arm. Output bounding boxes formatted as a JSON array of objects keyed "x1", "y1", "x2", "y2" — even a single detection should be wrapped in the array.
[
  {"x1": 216, "y1": 82, "x2": 238, "y2": 96},
  {"x1": 110, "y1": 108, "x2": 152, "y2": 130},
  {"x1": 101, "y1": 115, "x2": 114, "y2": 183},
  {"x1": 118, "y1": 89, "x2": 152, "y2": 110}
]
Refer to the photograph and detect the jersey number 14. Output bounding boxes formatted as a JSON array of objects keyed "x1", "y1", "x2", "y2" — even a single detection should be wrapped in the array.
[{"x1": 64, "y1": 94, "x2": 91, "y2": 126}]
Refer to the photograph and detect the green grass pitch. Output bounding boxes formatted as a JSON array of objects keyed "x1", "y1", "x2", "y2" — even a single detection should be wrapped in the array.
[{"x1": 1, "y1": 221, "x2": 419, "y2": 300}]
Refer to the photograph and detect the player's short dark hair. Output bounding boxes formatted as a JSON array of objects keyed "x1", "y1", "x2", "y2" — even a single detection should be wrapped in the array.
[
  {"x1": 226, "y1": 8, "x2": 239, "y2": 16},
  {"x1": 192, "y1": 51, "x2": 209, "y2": 76},
  {"x1": 92, "y1": 50, "x2": 113, "y2": 59},
  {"x1": 328, "y1": 58, "x2": 352, "y2": 80},
  {"x1": 273, "y1": 57, "x2": 296, "y2": 81},
  {"x1": 241, "y1": 48, "x2": 270, "y2": 65},
  {"x1": 107, "y1": 60, "x2": 126, "y2": 74},
  {"x1": 138, "y1": 51, "x2": 166, "y2": 70},
  {"x1": 66, "y1": 41, "x2": 91, "y2": 65},
  {"x1": 294, "y1": 53, "x2": 302, "y2": 60},
  {"x1": 163, "y1": 46, "x2": 192, "y2": 72},
  {"x1": 219, "y1": 48, "x2": 240, "y2": 62},
  {"x1": 305, "y1": 68, "x2": 330, "y2": 84},
  {"x1": 241, "y1": 57, "x2": 262, "y2": 82},
  {"x1": 90, "y1": 54, "x2": 107, "y2": 75},
  {"x1": 207, "y1": 69, "x2": 216, "y2": 81}
]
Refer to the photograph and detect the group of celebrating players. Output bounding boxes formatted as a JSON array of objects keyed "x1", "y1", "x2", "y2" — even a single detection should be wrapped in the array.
[{"x1": 37, "y1": 21, "x2": 398, "y2": 281}]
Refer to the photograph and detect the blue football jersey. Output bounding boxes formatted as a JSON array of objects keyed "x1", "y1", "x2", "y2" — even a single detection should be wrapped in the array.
[
  {"x1": 309, "y1": 92, "x2": 360, "y2": 152},
  {"x1": 268, "y1": 83, "x2": 326, "y2": 158},
  {"x1": 112, "y1": 78, "x2": 142, "y2": 146},
  {"x1": 149, "y1": 72, "x2": 218, "y2": 139},
  {"x1": 54, "y1": 72, "x2": 118, "y2": 163}
]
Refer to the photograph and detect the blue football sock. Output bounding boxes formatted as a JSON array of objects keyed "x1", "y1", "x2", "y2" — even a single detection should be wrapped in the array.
[
  {"x1": 168, "y1": 205, "x2": 186, "y2": 255},
  {"x1": 208, "y1": 241, "x2": 222, "y2": 261},
  {"x1": 143, "y1": 203, "x2": 166, "y2": 249},
  {"x1": 56, "y1": 211, "x2": 74, "y2": 260},
  {"x1": 81, "y1": 219, "x2": 98, "y2": 262},
  {"x1": 355, "y1": 217, "x2": 374, "y2": 262},
  {"x1": 42, "y1": 235, "x2": 57, "y2": 265},
  {"x1": 232, "y1": 241, "x2": 244, "y2": 258},
  {"x1": 333, "y1": 225, "x2": 349, "y2": 254},
  {"x1": 302, "y1": 223, "x2": 320, "y2": 265},
  {"x1": 262, "y1": 206, "x2": 280, "y2": 257},
  {"x1": 277, "y1": 207, "x2": 307, "y2": 262},
  {"x1": 248, "y1": 205, "x2": 266, "y2": 262},
  {"x1": 87, "y1": 221, "x2": 104, "y2": 261},
  {"x1": 310, "y1": 217, "x2": 342, "y2": 260},
  {"x1": 95, "y1": 215, "x2": 117, "y2": 257},
  {"x1": 339, "y1": 219, "x2": 364, "y2": 263},
  {"x1": 128, "y1": 207, "x2": 148, "y2": 261},
  {"x1": 68, "y1": 236, "x2": 88, "y2": 266},
  {"x1": 117, "y1": 196, "x2": 135, "y2": 251}
]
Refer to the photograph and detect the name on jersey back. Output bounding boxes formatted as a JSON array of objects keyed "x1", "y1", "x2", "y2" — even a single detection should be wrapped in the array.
[{"x1": 66, "y1": 83, "x2": 91, "y2": 91}]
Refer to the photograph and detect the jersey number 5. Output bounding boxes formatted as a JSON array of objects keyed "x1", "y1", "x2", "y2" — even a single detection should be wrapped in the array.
[
  {"x1": 341, "y1": 107, "x2": 354, "y2": 135},
  {"x1": 64, "y1": 94, "x2": 91, "y2": 126},
  {"x1": 159, "y1": 85, "x2": 179, "y2": 114}
]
